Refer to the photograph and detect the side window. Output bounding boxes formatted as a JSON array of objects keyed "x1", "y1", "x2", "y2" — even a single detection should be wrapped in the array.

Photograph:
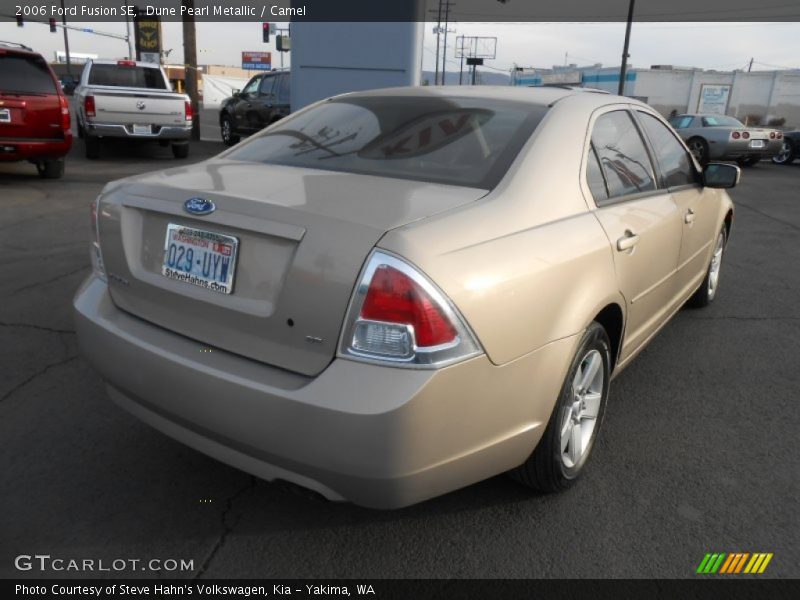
[
  {"x1": 259, "y1": 75, "x2": 276, "y2": 97},
  {"x1": 585, "y1": 143, "x2": 609, "y2": 203},
  {"x1": 277, "y1": 74, "x2": 290, "y2": 103},
  {"x1": 591, "y1": 110, "x2": 656, "y2": 200},
  {"x1": 241, "y1": 76, "x2": 260, "y2": 96},
  {"x1": 669, "y1": 116, "x2": 693, "y2": 129},
  {"x1": 638, "y1": 112, "x2": 698, "y2": 188}
]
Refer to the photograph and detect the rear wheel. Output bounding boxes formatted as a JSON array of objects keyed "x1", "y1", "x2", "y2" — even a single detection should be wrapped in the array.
[
  {"x1": 688, "y1": 226, "x2": 726, "y2": 308},
  {"x1": 687, "y1": 137, "x2": 709, "y2": 166},
  {"x1": 171, "y1": 142, "x2": 189, "y2": 159},
  {"x1": 509, "y1": 322, "x2": 611, "y2": 492},
  {"x1": 84, "y1": 135, "x2": 100, "y2": 160},
  {"x1": 772, "y1": 140, "x2": 796, "y2": 165},
  {"x1": 221, "y1": 114, "x2": 239, "y2": 146},
  {"x1": 36, "y1": 158, "x2": 64, "y2": 179},
  {"x1": 737, "y1": 156, "x2": 761, "y2": 167}
]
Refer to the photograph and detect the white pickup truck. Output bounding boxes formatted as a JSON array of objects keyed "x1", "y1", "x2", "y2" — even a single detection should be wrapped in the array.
[{"x1": 74, "y1": 59, "x2": 192, "y2": 159}]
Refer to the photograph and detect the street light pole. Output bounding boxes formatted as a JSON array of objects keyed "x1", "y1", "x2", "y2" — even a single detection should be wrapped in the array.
[
  {"x1": 124, "y1": 0, "x2": 134, "y2": 59},
  {"x1": 618, "y1": 0, "x2": 635, "y2": 96},
  {"x1": 181, "y1": 0, "x2": 200, "y2": 141},
  {"x1": 59, "y1": 0, "x2": 72, "y2": 77}
]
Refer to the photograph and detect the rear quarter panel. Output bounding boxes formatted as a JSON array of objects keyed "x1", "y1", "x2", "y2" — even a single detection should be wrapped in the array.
[{"x1": 379, "y1": 94, "x2": 625, "y2": 366}]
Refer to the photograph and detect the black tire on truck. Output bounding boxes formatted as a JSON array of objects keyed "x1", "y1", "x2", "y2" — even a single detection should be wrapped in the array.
[
  {"x1": 36, "y1": 159, "x2": 65, "y2": 179},
  {"x1": 85, "y1": 135, "x2": 100, "y2": 160}
]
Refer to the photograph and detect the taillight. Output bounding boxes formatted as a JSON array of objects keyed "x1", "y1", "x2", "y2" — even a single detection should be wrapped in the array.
[
  {"x1": 339, "y1": 251, "x2": 482, "y2": 367},
  {"x1": 742, "y1": 131, "x2": 750, "y2": 139},
  {"x1": 59, "y1": 94, "x2": 70, "y2": 131},
  {"x1": 117, "y1": 60, "x2": 136, "y2": 67},
  {"x1": 90, "y1": 197, "x2": 106, "y2": 281},
  {"x1": 84, "y1": 95, "x2": 96, "y2": 118},
  {"x1": 777, "y1": 132, "x2": 783, "y2": 139},
  {"x1": 770, "y1": 131, "x2": 776, "y2": 139},
  {"x1": 732, "y1": 131, "x2": 741, "y2": 139},
  {"x1": 184, "y1": 99, "x2": 193, "y2": 122}
]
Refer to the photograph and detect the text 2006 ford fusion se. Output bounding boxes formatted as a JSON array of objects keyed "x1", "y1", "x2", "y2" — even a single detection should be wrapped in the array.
[{"x1": 74, "y1": 87, "x2": 737, "y2": 508}]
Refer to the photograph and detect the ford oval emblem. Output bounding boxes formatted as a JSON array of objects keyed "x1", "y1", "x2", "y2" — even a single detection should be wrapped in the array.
[{"x1": 184, "y1": 197, "x2": 215, "y2": 216}]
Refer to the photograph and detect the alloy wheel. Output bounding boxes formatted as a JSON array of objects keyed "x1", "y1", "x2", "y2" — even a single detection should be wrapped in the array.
[
  {"x1": 561, "y1": 349, "x2": 604, "y2": 468},
  {"x1": 708, "y1": 231, "x2": 724, "y2": 299}
]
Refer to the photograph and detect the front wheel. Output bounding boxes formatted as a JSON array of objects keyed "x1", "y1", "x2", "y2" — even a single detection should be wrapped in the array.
[
  {"x1": 772, "y1": 140, "x2": 796, "y2": 165},
  {"x1": 687, "y1": 137, "x2": 709, "y2": 166},
  {"x1": 509, "y1": 322, "x2": 611, "y2": 492},
  {"x1": 220, "y1": 114, "x2": 239, "y2": 146},
  {"x1": 688, "y1": 226, "x2": 726, "y2": 308}
]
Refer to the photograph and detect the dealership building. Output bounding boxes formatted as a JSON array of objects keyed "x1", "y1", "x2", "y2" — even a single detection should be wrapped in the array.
[{"x1": 512, "y1": 65, "x2": 800, "y2": 127}]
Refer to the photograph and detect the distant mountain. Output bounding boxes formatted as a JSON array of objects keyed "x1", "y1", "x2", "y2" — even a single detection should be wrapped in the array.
[{"x1": 421, "y1": 69, "x2": 510, "y2": 86}]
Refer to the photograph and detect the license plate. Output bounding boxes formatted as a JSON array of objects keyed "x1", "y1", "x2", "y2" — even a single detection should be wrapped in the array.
[
  {"x1": 161, "y1": 224, "x2": 238, "y2": 294},
  {"x1": 750, "y1": 139, "x2": 765, "y2": 149},
  {"x1": 0, "y1": 109, "x2": 10, "y2": 123},
  {"x1": 132, "y1": 124, "x2": 151, "y2": 135}
]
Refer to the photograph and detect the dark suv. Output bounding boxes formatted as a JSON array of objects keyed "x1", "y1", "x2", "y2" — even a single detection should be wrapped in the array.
[
  {"x1": 219, "y1": 71, "x2": 290, "y2": 146},
  {"x1": 0, "y1": 42, "x2": 73, "y2": 178}
]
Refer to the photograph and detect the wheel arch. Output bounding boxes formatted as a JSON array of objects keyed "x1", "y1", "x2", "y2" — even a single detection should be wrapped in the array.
[{"x1": 591, "y1": 303, "x2": 624, "y2": 373}]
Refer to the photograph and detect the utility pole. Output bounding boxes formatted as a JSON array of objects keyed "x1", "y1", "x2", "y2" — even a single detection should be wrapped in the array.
[
  {"x1": 441, "y1": 1, "x2": 453, "y2": 85},
  {"x1": 434, "y1": 0, "x2": 442, "y2": 85},
  {"x1": 747, "y1": 58, "x2": 754, "y2": 72},
  {"x1": 618, "y1": 0, "x2": 635, "y2": 96},
  {"x1": 181, "y1": 0, "x2": 200, "y2": 141},
  {"x1": 124, "y1": 0, "x2": 134, "y2": 59},
  {"x1": 59, "y1": 0, "x2": 72, "y2": 77}
]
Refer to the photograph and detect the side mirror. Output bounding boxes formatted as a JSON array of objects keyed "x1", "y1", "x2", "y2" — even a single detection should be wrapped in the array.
[
  {"x1": 231, "y1": 89, "x2": 241, "y2": 97},
  {"x1": 703, "y1": 163, "x2": 740, "y2": 189}
]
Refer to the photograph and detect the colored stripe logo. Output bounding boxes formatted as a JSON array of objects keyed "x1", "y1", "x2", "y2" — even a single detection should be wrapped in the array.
[{"x1": 696, "y1": 552, "x2": 773, "y2": 574}]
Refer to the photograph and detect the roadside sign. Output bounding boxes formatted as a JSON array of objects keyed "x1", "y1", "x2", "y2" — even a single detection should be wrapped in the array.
[
  {"x1": 242, "y1": 51, "x2": 271, "y2": 71},
  {"x1": 697, "y1": 84, "x2": 732, "y2": 115}
]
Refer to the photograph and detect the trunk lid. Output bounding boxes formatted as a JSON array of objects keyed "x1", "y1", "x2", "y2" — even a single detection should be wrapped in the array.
[
  {"x1": 91, "y1": 88, "x2": 186, "y2": 127},
  {"x1": 98, "y1": 159, "x2": 486, "y2": 376}
]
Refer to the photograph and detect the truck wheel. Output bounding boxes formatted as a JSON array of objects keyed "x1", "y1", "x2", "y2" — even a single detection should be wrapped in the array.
[
  {"x1": 221, "y1": 115, "x2": 239, "y2": 146},
  {"x1": 36, "y1": 159, "x2": 65, "y2": 179},
  {"x1": 77, "y1": 120, "x2": 84, "y2": 139},
  {"x1": 172, "y1": 143, "x2": 190, "y2": 159},
  {"x1": 85, "y1": 136, "x2": 100, "y2": 160}
]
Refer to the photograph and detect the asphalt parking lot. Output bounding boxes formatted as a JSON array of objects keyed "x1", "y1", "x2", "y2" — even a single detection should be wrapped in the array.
[{"x1": 1, "y1": 137, "x2": 798, "y2": 580}]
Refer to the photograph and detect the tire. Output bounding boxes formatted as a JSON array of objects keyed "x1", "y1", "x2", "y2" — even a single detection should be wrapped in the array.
[
  {"x1": 737, "y1": 156, "x2": 761, "y2": 167},
  {"x1": 171, "y1": 143, "x2": 189, "y2": 159},
  {"x1": 509, "y1": 322, "x2": 611, "y2": 492},
  {"x1": 772, "y1": 140, "x2": 796, "y2": 165},
  {"x1": 687, "y1": 137, "x2": 710, "y2": 166},
  {"x1": 36, "y1": 159, "x2": 64, "y2": 179},
  {"x1": 76, "y1": 120, "x2": 84, "y2": 140},
  {"x1": 84, "y1": 135, "x2": 100, "y2": 159},
  {"x1": 688, "y1": 226, "x2": 726, "y2": 308},
  {"x1": 220, "y1": 114, "x2": 239, "y2": 146}
]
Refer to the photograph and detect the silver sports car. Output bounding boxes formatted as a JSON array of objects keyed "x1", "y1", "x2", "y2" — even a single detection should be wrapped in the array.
[{"x1": 668, "y1": 113, "x2": 783, "y2": 167}]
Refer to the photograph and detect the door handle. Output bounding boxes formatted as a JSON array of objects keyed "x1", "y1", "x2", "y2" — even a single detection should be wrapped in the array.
[
  {"x1": 685, "y1": 208, "x2": 696, "y2": 224},
  {"x1": 616, "y1": 230, "x2": 640, "y2": 252}
]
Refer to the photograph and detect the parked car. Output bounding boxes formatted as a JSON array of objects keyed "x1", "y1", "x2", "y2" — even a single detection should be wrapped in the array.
[
  {"x1": 219, "y1": 70, "x2": 290, "y2": 146},
  {"x1": 0, "y1": 41, "x2": 72, "y2": 178},
  {"x1": 771, "y1": 130, "x2": 799, "y2": 165},
  {"x1": 74, "y1": 87, "x2": 737, "y2": 509},
  {"x1": 668, "y1": 113, "x2": 783, "y2": 167},
  {"x1": 73, "y1": 59, "x2": 192, "y2": 159}
]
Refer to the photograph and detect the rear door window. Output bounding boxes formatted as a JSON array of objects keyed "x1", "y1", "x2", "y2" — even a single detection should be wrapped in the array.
[
  {"x1": 637, "y1": 112, "x2": 698, "y2": 188},
  {"x1": 276, "y1": 74, "x2": 290, "y2": 104},
  {"x1": 590, "y1": 110, "x2": 657, "y2": 201},
  {"x1": 0, "y1": 55, "x2": 57, "y2": 94},
  {"x1": 88, "y1": 64, "x2": 167, "y2": 89},
  {"x1": 259, "y1": 75, "x2": 276, "y2": 97}
]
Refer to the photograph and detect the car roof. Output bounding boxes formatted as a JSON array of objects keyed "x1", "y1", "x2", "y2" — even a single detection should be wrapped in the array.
[
  {"x1": 338, "y1": 85, "x2": 630, "y2": 109},
  {"x1": 0, "y1": 41, "x2": 41, "y2": 57}
]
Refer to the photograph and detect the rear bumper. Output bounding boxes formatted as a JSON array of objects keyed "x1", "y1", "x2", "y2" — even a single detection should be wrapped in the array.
[
  {"x1": 710, "y1": 138, "x2": 784, "y2": 159},
  {"x1": 73, "y1": 275, "x2": 577, "y2": 508},
  {"x1": 86, "y1": 122, "x2": 191, "y2": 141},
  {"x1": 0, "y1": 136, "x2": 72, "y2": 162}
]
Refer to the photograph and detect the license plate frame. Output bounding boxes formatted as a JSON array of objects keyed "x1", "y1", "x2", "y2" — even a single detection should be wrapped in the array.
[
  {"x1": 132, "y1": 123, "x2": 152, "y2": 135},
  {"x1": 749, "y1": 139, "x2": 765, "y2": 149},
  {"x1": 0, "y1": 109, "x2": 10, "y2": 123},
  {"x1": 161, "y1": 224, "x2": 239, "y2": 295}
]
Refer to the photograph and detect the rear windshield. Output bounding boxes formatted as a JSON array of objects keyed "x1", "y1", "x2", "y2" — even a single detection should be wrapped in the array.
[
  {"x1": 702, "y1": 115, "x2": 743, "y2": 127},
  {"x1": 225, "y1": 95, "x2": 547, "y2": 189},
  {"x1": 0, "y1": 55, "x2": 57, "y2": 94},
  {"x1": 88, "y1": 64, "x2": 167, "y2": 89}
]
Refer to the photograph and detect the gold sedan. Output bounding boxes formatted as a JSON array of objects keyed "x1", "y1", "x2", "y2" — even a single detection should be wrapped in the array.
[{"x1": 74, "y1": 87, "x2": 737, "y2": 508}]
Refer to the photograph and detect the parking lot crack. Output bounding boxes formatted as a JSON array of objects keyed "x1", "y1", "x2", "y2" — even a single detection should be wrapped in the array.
[
  {"x1": 10, "y1": 265, "x2": 88, "y2": 296},
  {"x1": 193, "y1": 476, "x2": 258, "y2": 579},
  {"x1": 0, "y1": 355, "x2": 79, "y2": 404},
  {"x1": 0, "y1": 320, "x2": 75, "y2": 335}
]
